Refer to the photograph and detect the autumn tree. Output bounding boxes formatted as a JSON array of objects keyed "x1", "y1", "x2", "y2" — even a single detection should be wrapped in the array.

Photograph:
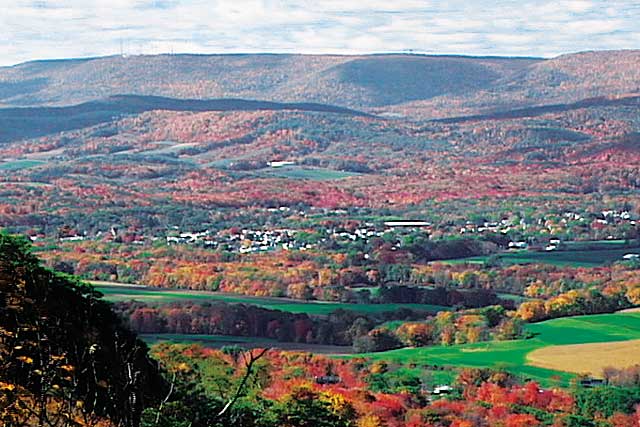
[{"x1": 0, "y1": 232, "x2": 165, "y2": 427}]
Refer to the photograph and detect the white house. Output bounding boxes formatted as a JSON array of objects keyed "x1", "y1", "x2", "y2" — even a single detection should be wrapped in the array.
[
  {"x1": 268, "y1": 161, "x2": 296, "y2": 168},
  {"x1": 432, "y1": 385, "x2": 454, "y2": 395},
  {"x1": 509, "y1": 241, "x2": 528, "y2": 249}
]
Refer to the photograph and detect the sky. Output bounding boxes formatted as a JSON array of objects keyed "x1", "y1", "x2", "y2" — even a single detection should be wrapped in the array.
[{"x1": 1, "y1": 0, "x2": 639, "y2": 66}]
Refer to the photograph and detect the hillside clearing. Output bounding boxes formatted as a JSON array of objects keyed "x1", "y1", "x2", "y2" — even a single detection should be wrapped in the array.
[
  {"x1": 0, "y1": 159, "x2": 46, "y2": 170},
  {"x1": 254, "y1": 165, "x2": 361, "y2": 180}
]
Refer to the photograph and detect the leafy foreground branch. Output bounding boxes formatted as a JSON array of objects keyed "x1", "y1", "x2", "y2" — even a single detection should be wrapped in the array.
[{"x1": 0, "y1": 232, "x2": 166, "y2": 427}]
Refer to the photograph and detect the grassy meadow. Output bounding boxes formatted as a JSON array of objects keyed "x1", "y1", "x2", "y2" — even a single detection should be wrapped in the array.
[
  {"x1": 94, "y1": 284, "x2": 640, "y2": 386},
  {"x1": 254, "y1": 165, "x2": 361, "y2": 180},
  {"x1": 0, "y1": 159, "x2": 46, "y2": 170}
]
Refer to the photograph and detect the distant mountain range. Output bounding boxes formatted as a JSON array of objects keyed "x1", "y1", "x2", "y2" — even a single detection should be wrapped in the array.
[
  {"x1": 1, "y1": 51, "x2": 638, "y2": 118},
  {"x1": 1, "y1": 49, "x2": 639, "y2": 226}
]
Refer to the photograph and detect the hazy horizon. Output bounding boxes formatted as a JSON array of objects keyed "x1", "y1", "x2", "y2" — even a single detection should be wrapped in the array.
[
  {"x1": 2, "y1": 0, "x2": 639, "y2": 67},
  {"x1": 2, "y1": 49, "x2": 599, "y2": 68}
]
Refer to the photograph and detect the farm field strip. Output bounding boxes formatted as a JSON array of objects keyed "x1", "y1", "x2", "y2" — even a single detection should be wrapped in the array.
[
  {"x1": 442, "y1": 245, "x2": 640, "y2": 267},
  {"x1": 94, "y1": 283, "x2": 450, "y2": 315},
  {"x1": 252, "y1": 165, "x2": 362, "y2": 180}
]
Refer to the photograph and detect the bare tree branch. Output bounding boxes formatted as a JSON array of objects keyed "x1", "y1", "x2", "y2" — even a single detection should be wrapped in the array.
[
  {"x1": 216, "y1": 348, "x2": 268, "y2": 418},
  {"x1": 154, "y1": 372, "x2": 176, "y2": 426}
]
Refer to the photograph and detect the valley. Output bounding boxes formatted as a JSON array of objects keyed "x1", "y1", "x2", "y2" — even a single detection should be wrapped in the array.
[{"x1": 2, "y1": 49, "x2": 640, "y2": 427}]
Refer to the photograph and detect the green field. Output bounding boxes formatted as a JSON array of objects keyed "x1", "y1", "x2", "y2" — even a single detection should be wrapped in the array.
[
  {"x1": 348, "y1": 312, "x2": 640, "y2": 385},
  {"x1": 95, "y1": 285, "x2": 450, "y2": 315},
  {"x1": 0, "y1": 159, "x2": 46, "y2": 170},
  {"x1": 563, "y1": 239, "x2": 630, "y2": 249},
  {"x1": 254, "y1": 166, "x2": 361, "y2": 181},
  {"x1": 142, "y1": 142, "x2": 197, "y2": 155},
  {"x1": 444, "y1": 245, "x2": 640, "y2": 267}
]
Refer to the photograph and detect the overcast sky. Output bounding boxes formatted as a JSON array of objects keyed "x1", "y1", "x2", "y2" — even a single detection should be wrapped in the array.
[{"x1": 1, "y1": 0, "x2": 639, "y2": 66}]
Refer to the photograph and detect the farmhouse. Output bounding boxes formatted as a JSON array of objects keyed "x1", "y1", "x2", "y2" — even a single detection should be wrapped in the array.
[
  {"x1": 509, "y1": 241, "x2": 528, "y2": 249},
  {"x1": 60, "y1": 235, "x2": 85, "y2": 242},
  {"x1": 432, "y1": 385, "x2": 454, "y2": 395},
  {"x1": 268, "y1": 160, "x2": 296, "y2": 168}
]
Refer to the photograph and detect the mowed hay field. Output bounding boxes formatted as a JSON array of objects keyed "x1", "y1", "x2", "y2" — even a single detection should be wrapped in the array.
[{"x1": 527, "y1": 339, "x2": 640, "y2": 376}]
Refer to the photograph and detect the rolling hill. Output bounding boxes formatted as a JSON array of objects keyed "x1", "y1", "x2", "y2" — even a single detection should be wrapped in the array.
[
  {"x1": 0, "y1": 53, "x2": 535, "y2": 111},
  {"x1": 1, "y1": 51, "x2": 638, "y2": 119},
  {"x1": 0, "y1": 49, "x2": 639, "y2": 251},
  {"x1": 0, "y1": 94, "x2": 371, "y2": 143}
]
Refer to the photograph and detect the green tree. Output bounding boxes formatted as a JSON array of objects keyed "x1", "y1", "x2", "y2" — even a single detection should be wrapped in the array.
[
  {"x1": 262, "y1": 386, "x2": 356, "y2": 427},
  {"x1": 574, "y1": 387, "x2": 640, "y2": 418}
]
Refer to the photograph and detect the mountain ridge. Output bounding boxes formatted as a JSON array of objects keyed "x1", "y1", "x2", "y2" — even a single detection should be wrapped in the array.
[
  {"x1": 0, "y1": 94, "x2": 373, "y2": 143},
  {"x1": 2, "y1": 50, "x2": 638, "y2": 119},
  {"x1": 0, "y1": 52, "x2": 540, "y2": 111}
]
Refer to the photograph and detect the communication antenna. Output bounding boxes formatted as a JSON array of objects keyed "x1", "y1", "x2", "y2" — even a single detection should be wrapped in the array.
[{"x1": 120, "y1": 38, "x2": 130, "y2": 58}]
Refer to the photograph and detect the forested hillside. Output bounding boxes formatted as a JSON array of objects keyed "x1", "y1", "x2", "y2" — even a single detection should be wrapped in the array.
[
  {"x1": 0, "y1": 233, "x2": 165, "y2": 426},
  {"x1": 2, "y1": 51, "x2": 638, "y2": 117},
  {"x1": 0, "y1": 54, "x2": 536, "y2": 112},
  {"x1": 2, "y1": 48, "x2": 640, "y2": 427}
]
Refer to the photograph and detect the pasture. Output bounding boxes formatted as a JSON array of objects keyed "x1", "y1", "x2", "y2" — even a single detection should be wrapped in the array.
[
  {"x1": 0, "y1": 159, "x2": 46, "y2": 170},
  {"x1": 94, "y1": 284, "x2": 450, "y2": 315},
  {"x1": 349, "y1": 312, "x2": 640, "y2": 385},
  {"x1": 254, "y1": 165, "x2": 361, "y2": 180}
]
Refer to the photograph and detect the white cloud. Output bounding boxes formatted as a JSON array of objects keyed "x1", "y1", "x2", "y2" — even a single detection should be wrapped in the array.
[
  {"x1": 0, "y1": 0, "x2": 638, "y2": 66},
  {"x1": 564, "y1": 0, "x2": 595, "y2": 13},
  {"x1": 564, "y1": 19, "x2": 625, "y2": 34}
]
